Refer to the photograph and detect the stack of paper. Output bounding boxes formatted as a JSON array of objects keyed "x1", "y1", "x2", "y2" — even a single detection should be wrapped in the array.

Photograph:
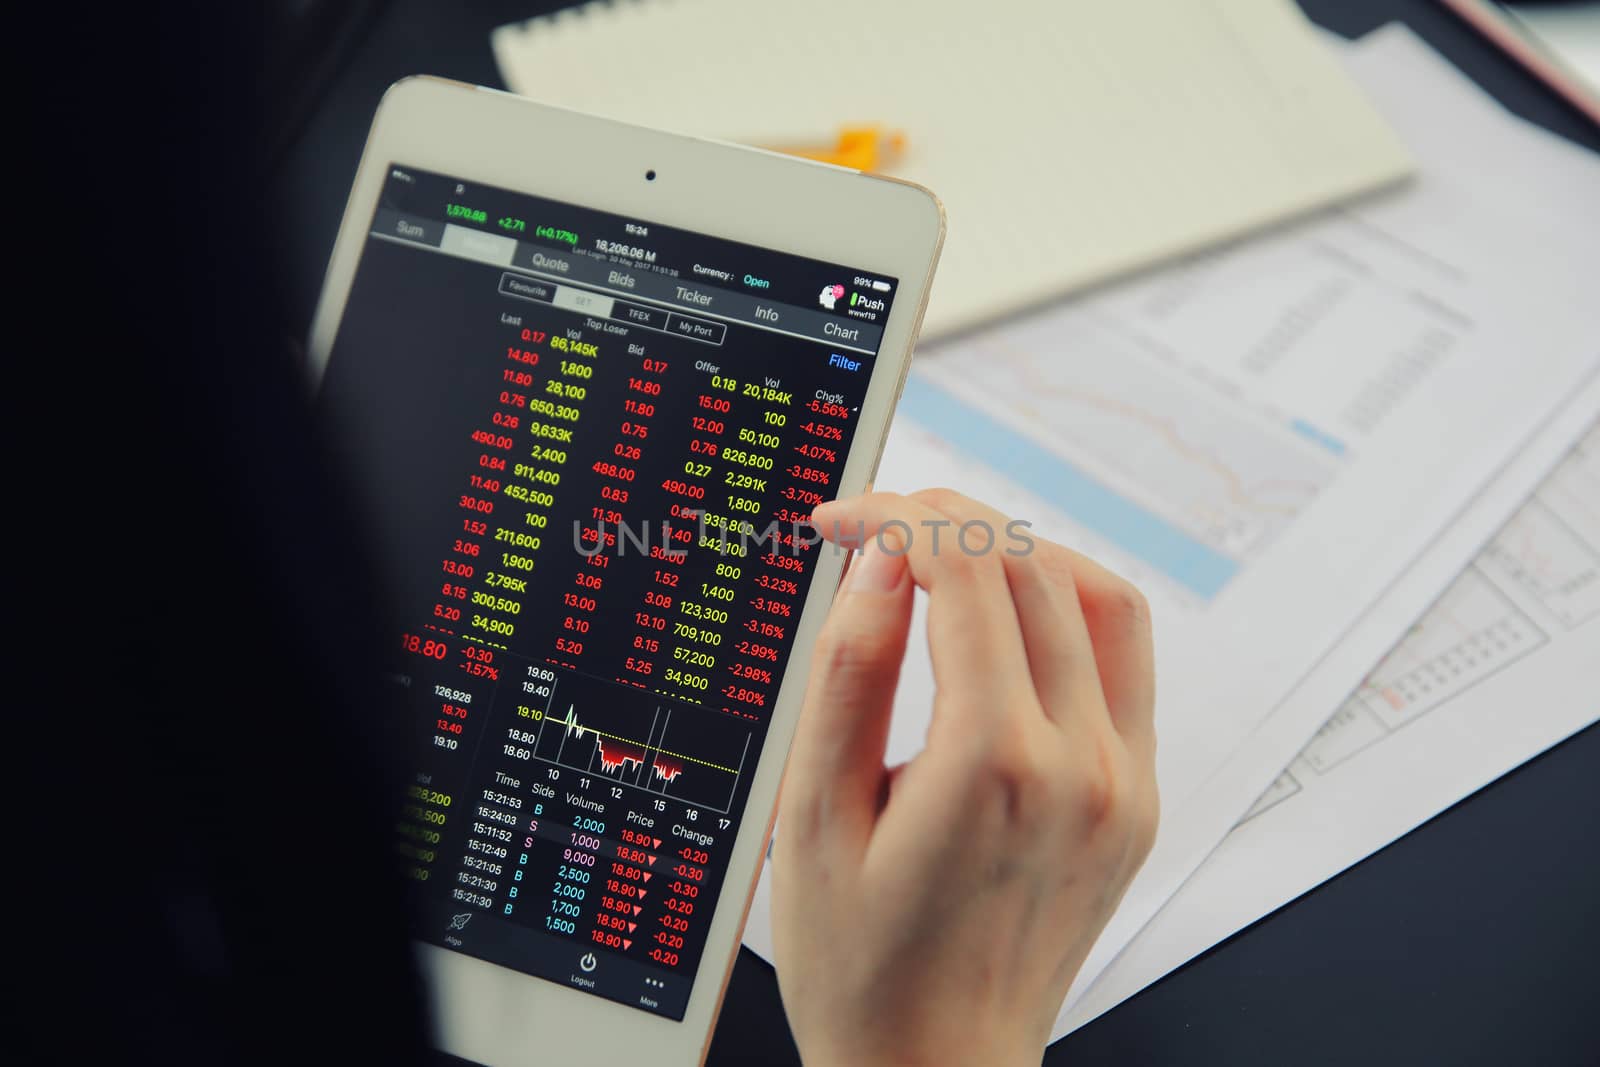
[
  {"x1": 1055, "y1": 26, "x2": 1600, "y2": 1038},
  {"x1": 491, "y1": 0, "x2": 1412, "y2": 340},
  {"x1": 740, "y1": 24, "x2": 1600, "y2": 1043}
]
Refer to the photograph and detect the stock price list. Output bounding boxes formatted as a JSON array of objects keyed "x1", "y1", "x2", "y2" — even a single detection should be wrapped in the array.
[{"x1": 338, "y1": 235, "x2": 877, "y2": 1017}]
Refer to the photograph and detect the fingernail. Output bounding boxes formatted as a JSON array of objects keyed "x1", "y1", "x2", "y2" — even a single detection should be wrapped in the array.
[{"x1": 849, "y1": 534, "x2": 905, "y2": 594}]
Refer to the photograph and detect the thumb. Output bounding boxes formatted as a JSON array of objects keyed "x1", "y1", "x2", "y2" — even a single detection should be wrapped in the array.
[{"x1": 783, "y1": 533, "x2": 914, "y2": 856}]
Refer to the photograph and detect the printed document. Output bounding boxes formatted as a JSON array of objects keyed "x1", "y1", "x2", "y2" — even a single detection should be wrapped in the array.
[
  {"x1": 1064, "y1": 385, "x2": 1599, "y2": 1037},
  {"x1": 742, "y1": 28, "x2": 1600, "y2": 1035}
]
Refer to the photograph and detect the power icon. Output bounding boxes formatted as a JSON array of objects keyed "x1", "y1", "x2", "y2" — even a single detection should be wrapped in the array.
[{"x1": 579, "y1": 952, "x2": 598, "y2": 973}]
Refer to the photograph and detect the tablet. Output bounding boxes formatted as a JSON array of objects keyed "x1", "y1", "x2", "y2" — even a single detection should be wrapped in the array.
[{"x1": 307, "y1": 77, "x2": 943, "y2": 1066}]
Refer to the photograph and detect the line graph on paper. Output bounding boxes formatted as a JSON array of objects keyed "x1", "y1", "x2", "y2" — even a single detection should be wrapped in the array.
[
  {"x1": 1346, "y1": 566, "x2": 1547, "y2": 730},
  {"x1": 1239, "y1": 427, "x2": 1598, "y2": 822},
  {"x1": 915, "y1": 312, "x2": 1342, "y2": 566},
  {"x1": 1253, "y1": 564, "x2": 1545, "y2": 795},
  {"x1": 1241, "y1": 567, "x2": 1547, "y2": 818},
  {"x1": 1482, "y1": 425, "x2": 1600, "y2": 629},
  {"x1": 532, "y1": 690, "x2": 751, "y2": 813}
]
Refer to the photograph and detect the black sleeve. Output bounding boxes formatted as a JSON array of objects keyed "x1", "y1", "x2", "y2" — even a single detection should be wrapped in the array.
[{"x1": 23, "y1": 5, "x2": 433, "y2": 1063}]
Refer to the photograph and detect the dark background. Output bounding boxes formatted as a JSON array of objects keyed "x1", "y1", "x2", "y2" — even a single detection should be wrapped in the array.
[{"x1": 263, "y1": 3, "x2": 1600, "y2": 1064}]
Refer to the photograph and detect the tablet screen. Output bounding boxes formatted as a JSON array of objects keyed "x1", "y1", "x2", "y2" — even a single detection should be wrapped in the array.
[{"x1": 320, "y1": 164, "x2": 900, "y2": 1020}]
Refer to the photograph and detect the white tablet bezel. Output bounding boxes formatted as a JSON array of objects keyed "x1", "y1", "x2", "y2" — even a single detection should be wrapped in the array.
[{"x1": 306, "y1": 76, "x2": 943, "y2": 1066}]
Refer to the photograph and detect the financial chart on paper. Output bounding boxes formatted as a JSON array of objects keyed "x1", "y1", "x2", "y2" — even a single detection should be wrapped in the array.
[
  {"x1": 1241, "y1": 423, "x2": 1599, "y2": 820},
  {"x1": 905, "y1": 330, "x2": 1341, "y2": 602},
  {"x1": 1482, "y1": 429, "x2": 1600, "y2": 628},
  {"x1": 898, "y1": 216, "x2": 1478, "y2": 604}
]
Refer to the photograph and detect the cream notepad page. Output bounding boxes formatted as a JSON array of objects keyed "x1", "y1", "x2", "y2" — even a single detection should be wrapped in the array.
[{"x1": 492, "y1": 0, "x2": 1411, "y2": 339}]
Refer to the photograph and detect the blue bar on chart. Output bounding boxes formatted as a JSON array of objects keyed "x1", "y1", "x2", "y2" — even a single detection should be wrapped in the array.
[
  {"x1": 1289, "y1": 417, "x2": 1347, "y2": 457},
  {"x1": 896, "y1": 374, "x2": 1242, "y2": 600}
]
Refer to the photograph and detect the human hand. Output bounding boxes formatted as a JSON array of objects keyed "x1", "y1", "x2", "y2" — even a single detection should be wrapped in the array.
[{"x1": 772, "y1": 489, "x2": 1158, "y2": 1067}]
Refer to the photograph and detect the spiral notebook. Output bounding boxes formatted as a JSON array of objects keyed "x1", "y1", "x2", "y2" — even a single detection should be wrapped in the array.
[{"x1": 492, "y1": 0, "x2": 1413, "y2": 340}]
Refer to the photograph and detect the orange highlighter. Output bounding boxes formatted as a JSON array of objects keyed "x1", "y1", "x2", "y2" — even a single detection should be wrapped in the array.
[{"x1": 761, "y1": 125, "x2": 908, "y2": 174}]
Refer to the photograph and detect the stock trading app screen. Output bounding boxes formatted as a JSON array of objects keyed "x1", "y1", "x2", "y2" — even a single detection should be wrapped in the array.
[{"x1": 319, "y1": 165, "x2": 899, "y2": 1019}]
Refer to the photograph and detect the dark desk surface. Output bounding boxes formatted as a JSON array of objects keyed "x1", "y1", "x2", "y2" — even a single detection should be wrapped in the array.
[{"x1": 272, "y1": 3, "x2": 1600, "y2": 1063}]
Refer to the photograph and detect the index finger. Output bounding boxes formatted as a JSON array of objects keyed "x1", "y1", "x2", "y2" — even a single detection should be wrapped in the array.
[
  {"x1": 812, "y1": 492, "x2": 1034, "y2": 712},
  {"x1": 907, "y1": 488, "x2": 1105, "y2": 733},
  {"x1": 904, "y1": 489, "x2": 1154, "y2": 756}
]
